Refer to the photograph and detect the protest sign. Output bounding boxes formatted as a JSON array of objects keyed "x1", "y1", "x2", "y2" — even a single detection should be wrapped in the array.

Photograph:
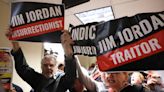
[
  {"x1": 9, "y1": 2, "x2": 64, "y2": 43},
  {"x1": 70, "y1": 11, "x2": 164, "y2": 71}
]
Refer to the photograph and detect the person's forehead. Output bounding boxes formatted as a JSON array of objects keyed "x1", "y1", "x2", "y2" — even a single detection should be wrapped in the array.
[
  {"x1": 131, "y1": 74, "x2": 140, "y2": 77},
  {"x1": 43, "y1": 59, "x2": 56, "y2": 64},
  {"x1": 151, "y1": 74, "x2": 160, "y2": 77},
  {"x1": 105, "y1": 72, "x2": 125, "y2": 75}
]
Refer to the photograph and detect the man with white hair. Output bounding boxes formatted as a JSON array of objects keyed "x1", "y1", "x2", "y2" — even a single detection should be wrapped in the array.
[{"x1": 6, "y1": 29, "x2": 77, "y2": 92}]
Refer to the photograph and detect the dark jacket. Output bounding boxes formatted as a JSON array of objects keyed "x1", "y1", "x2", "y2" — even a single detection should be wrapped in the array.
[
  {"x1": 121, "y1": 85, "x2": 151, "y2": 92},
  {"x1": 12, "y1": 83, "x2": 23, "y2": 92},
  {"x1": 12, "y1": 48, "x2": 76, "y2": 92}
]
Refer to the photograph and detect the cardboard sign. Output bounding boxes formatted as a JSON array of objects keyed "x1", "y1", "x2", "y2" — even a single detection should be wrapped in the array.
[
  {"x1": 70, "y1": 11, "x2": 164, "y2": 71},
  {"x1": 9, "y1": 2, "x2": 64, "y2": 43}
]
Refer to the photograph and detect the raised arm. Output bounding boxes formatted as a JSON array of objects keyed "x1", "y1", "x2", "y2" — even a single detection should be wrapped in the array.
[
  {"x1": 75, "y1": 57, "x2": 97, "y2": 92},
  {"x1": 5, "y1": 29, "x2": 20, "y2": 52},
  {"x1": 5, "y1": 29, "x2": 43, "y2": 89},
  {"x1": 61, "y1": 30, "x2": 97, "y2": 92},
  {"x1": 61, "y1": 30, "x2": 74, "y2": 57},
  {"x1": 60, "y1": 30, "x2": 76, "y2": 89},
  {"x1": 11, "y1": 42, "x2": 20, "y2": 52}
]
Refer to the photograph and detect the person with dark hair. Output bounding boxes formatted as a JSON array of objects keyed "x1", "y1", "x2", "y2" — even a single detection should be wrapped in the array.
[
  {"x1": 58, "y1": 63, "x2": 65, "y2": 72},
  {"x1": 6, "y1": 30, "x2": 76, "y2": 92}
]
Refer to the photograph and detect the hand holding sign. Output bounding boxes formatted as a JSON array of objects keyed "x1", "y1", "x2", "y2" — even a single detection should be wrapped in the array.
[
  {"x1": 5, "y1": 28, "x2": 20, "y2": 52},
  {"x1": 61, "y1": 30, "x2": 74, "y2": 57},
  {"x1": 5, "y1": 28, "x2": 13, "y2": 38}
]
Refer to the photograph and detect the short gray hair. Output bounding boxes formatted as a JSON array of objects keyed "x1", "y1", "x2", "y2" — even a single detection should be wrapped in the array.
[{"x1": 41, "y1": 54, "x2": 57, "y2": 65}]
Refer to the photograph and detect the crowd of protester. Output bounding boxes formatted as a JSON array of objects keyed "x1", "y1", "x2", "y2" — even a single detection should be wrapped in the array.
[
  {"x1": 1, "y1": 61, "x2": 163, "y2": 92},
  {"x1": 80, "y1": 64, "x2": 164, "y2": 92},
  {"x1": 1, "y1": 30, "x2": 163, "y2": 92}
]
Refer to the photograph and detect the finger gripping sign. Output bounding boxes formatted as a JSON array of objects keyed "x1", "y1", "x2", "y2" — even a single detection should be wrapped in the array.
[
  {"x1": 71, "y1": 11, "x2": 164, "y2": 71},
  {"x1": 9, "y1": 2, "x2": 64, "y2": 43}
]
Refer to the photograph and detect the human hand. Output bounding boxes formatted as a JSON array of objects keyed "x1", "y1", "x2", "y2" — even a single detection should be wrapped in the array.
[
  {"x1": 5, "y1": 28, "x2": 13, "y2": 38},
  {"x1": 61, "y1": 30, "x2": 74, "y2": 57},
  {"x1": 147, "y1": 74, "x2": 162, "y2": 85},
  {"x1": 5, "y1": 28, "x2": 20, "y2": 51}
]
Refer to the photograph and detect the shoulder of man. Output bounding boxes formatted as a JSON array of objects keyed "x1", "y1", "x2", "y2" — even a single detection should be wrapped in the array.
[
  {"x1": 132, "y1": 84, "x2": 151, "y2": 92},
  {"x1": 121, "y1": 85, "x2": 150, "y2": 92},
  {"x1": 55, "y1": 72, "x2": 65, "y2": 79}
]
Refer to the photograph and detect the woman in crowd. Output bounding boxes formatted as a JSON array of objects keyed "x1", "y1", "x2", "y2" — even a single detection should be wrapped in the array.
[{"x1": 131, "y1": 72, "x2": 145, "y2": 86}]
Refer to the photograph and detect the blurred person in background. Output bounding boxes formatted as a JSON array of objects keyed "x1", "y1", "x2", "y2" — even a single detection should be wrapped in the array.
[
  {"x1": 57, "y1": 63, "x2": 65, "y2": 72},
  {"x1": 0, "y1": 81, "x2": 5, "y2": 92},
  {"x1": 131, "y1": 72, "x2": 145, "y2": 86},
  {"x1": 146, "y1": 71, "x2": 164, "y2": 92}
]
